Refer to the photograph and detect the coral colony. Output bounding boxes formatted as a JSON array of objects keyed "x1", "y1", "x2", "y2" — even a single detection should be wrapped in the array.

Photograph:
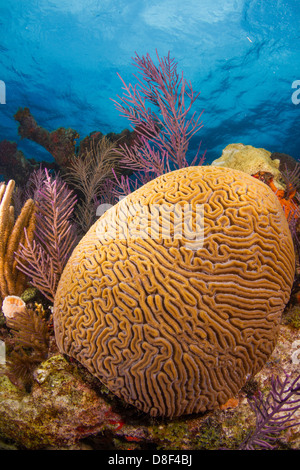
[
  {"x1": 54, "y1": 165, "x2": 294, "y2": 418},
  {"x1": 15, "y1": 168, "x2": 78, "y2": 302},
  {"x1": 239, "y1": 373, "x2": 300, "y2": 450},
  {"x1": 110, "y1": 50, "x2": 206, "y2": 197},
  {"x1": 0, "y1": 51, "x2": 300, "y2": 450}
]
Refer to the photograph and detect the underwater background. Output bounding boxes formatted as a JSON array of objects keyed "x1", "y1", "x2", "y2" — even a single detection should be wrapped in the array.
[
  {"x1": 0, "y1": 0, "x2": 300, "y2": 453},
  {"x1": 1, "y1": 0, "x2": 300, "y2": 166}
]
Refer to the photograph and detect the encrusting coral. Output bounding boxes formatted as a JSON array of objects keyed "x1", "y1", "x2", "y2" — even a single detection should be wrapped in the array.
[
  {"x1": 211, "y1": 144, "x2": 300, "y2": 224},
  {"x1": 211, "y1": 143, "x2": 284, "y2": 190},
  {"x1": 53, "y1": 165, "x2": 295, "y2": 418},
  {"x1": 0, "y1": 180, "x2": 35, "y2": 302}
]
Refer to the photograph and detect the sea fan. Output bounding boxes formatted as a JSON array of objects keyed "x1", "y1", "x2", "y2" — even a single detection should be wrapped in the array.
[
  {"x1": 280, "y1": 162, "x2": 300, "y2": 256},
  {"x1": 16, "y1": 232, "x2": 58, "y2": 302},
  {"x1": 34, "y1": 169, "x2": 78, "y2": 274},
  {"x1": 239, "y1": 373, "x2": 300, "y2": 450},
  {"x1": 281, "y1": 162, "x2": 300, "y2": 200},
  {"x1": 111, "y1": 50, "x2": 206, "y2": 196},
  {"x1": 109, "y1": 167, "x2": 155, "y2": 200},
  {"x1": 15, "y1": 169, "x2": 78, "y2": 302},
  {"x1": 65, "y1": 136, "x2": 119, "y2": 233}
]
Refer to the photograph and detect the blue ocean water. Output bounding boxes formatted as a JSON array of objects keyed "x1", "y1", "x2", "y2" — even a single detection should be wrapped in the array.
[{"x1": 0, "y1": 0, "x2": 300, "y2": 165}]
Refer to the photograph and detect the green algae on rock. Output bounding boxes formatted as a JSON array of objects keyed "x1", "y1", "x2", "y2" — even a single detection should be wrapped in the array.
[
  {"x1": 0, "y1": 354, "x2": 133, "y2": 449},
  {"x1": 0, "y1": 319, "x2": 299, "y2": 449}
]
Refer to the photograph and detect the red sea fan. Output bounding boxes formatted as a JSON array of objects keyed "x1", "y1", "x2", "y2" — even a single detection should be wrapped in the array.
[{"x1": 15, "y1": 169, "x2": 78, "y2": 302}]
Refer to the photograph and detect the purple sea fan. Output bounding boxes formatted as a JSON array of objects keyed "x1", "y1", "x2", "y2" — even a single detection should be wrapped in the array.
[
  {"x1": 239, "y1": 373, "x2": 300, "y2": 450},
  {"x1": 15, "y1": 169, "x2": 78, "y2": 302},
  {"x1": 281, "y1": 162, "x2": 300, "y2": 201},
  {"x1": 111, "y1": 50, "x2": 206, "y2": 185}
]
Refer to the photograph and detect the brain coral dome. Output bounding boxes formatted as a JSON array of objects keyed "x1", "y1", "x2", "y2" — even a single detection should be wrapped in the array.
[{"x1": 53, "y1": 166, "x2": 295, "y2": 418}]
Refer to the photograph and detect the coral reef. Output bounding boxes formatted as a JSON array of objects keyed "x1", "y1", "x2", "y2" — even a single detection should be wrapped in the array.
[
  {"x1": 4, "y1": 109, "x2": 137, "y2": 232},
  {"x1": 211, "y1": 144, "x2": 300, "y2": 309},
  {"x1": 77, "y1": 128, "x2": 137, "y2": 163},
  {"x1": 270, "y1": 151, "x2": 300, "y2": 175},
  {"x1": 0, "y1": 180, "x2": 36, "y2": 301},
  {"x1": 253, "y1": 173, "x2": 300, "y2": 222},
  {"x1": 282, "y1": 305, "x2": 300, "y2": 329},
  {"x1": 2, "y1": 295, "x2": 26, "y2": 319},
  {"x1": 238, "y1": 372, "x2": 300, "y2": 450},
  {"x1": 0, "y1": 354, "x2": 131, "y2": 449},
  {"x1": 14, "y1": 107, "x2": 79, "y2": 168},
  {"x1": 0, "y1": 48, "x2": 299, "y2": 449},
  {"x1": 4, "y1": 303, "x2": 50, "y2": 390},
  {"x1": 53, "y1": 165, "x2": 295, "y2": 418},
  {"x1": 0, "y1": 319, "x2": 299, "y2": 450},
  {"x1": 211, "y1": 143, "x2": 284, "y2": 190},
  {"x1": 111, "y1": 50, "x2": 206, "y2": 197},
  {"x1": 64, "y1": 136, "x2": 120, "y2": 234},
  {"x1": 0, "y1": 140, "x2": 33, "y2": 186},
  {"x1": 0, "y1": 139, "x2": 58, "y2": 186},
  {"x1": 211, "y1": 144, "x2": 300, "y2": 275}
]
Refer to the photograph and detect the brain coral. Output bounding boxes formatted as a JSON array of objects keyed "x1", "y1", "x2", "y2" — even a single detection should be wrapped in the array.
[{"x1": 53, "y1": 166, "x2": 295, "y2": 418}]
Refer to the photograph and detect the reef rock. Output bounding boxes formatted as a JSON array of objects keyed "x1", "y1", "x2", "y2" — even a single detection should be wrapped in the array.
[
  {"x1": 0, "y1": 319, "x2": 299, "y2": 450},
  {"x1": 0, "y1": 354, "x2": 144, "y2": 449},
  {"x1": 211, "y1": 143, "x2": 284, "y2": 189}
]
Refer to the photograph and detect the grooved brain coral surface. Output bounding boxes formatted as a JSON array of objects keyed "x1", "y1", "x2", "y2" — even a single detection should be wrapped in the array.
[{"x1": 53, "y1": 166, "x2": 295, "y2": 418}]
